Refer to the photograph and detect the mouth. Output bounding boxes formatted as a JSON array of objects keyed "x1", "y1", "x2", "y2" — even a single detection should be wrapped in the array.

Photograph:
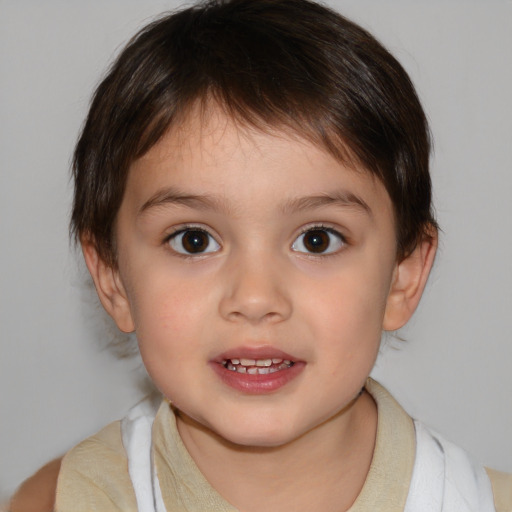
[
  {"x1": 222, "y1": 358, "x2": 294, "y2": 375},
  {"x1": 212, "y1": 348, "x2": 304, "y2": 394}
]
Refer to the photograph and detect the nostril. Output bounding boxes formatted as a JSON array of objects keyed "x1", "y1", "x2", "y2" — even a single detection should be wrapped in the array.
[{"x1": 224, "y1": 309, "x2": 287, "y2": 324}]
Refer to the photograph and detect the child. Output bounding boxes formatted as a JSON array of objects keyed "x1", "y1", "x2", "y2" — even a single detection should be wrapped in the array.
[{"x1": 8, "y1": 0, "x2": 511, "y2": 510}]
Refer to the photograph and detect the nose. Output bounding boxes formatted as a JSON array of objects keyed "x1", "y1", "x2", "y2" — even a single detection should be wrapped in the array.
[{"x1": 219, "y1": 251, "x2": 292, "y2": 324}]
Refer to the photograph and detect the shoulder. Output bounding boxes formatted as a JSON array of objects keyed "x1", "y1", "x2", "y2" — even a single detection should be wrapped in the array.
[
  {"x1": 486, "y1": 468, "x2": 512, "y2": 512},
  {"x1": 9, "y1": 458, "x2": 62, "y2": 512},
  {"x1": 55, "y1": 420, "x2": 137, "y2": 512}
]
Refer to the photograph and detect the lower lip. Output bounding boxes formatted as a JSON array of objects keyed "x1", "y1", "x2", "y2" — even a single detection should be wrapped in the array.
[{"x1": 210, "y1": 361, "x2": 305, "y2": 394}]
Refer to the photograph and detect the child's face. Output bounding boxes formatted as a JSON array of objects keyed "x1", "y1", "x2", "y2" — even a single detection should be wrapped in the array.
[{"x1": 107, "y1": 108, "x2": 402, "y2": 447}]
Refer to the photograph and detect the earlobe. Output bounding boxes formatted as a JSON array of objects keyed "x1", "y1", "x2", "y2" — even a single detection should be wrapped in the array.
[
  {"x1": 383, "y1": 230, "x2": 438, "y2": 331},
  {"x1": 81, "y1": 239, "x2": 135, "y2": 333}
]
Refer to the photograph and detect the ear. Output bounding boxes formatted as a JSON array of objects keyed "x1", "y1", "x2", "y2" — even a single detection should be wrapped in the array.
[
  {"x1": 383, "y1": 230, "x2": 438, "y2": 331},
  {"x1": 81, "y1": 238, "x2": 135, "y2": 333}
]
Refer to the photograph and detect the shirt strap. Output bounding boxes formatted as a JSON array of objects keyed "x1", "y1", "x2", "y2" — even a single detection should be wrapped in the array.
[
  {"x1": 405, "y1": 420, "x2": 496, "y2": 512},
  {"x1": 121, "y1": 397, "x2": 167, "y2": 512}
]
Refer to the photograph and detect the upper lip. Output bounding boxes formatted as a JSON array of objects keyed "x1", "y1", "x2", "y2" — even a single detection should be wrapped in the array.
[{"x1": 214, "y1": 345, "x2": 301, "y2": 363}]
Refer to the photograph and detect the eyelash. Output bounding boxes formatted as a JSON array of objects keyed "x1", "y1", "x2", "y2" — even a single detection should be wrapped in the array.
[{"x1": 163, "y1": 224, "x2": 348, "y2": 257}]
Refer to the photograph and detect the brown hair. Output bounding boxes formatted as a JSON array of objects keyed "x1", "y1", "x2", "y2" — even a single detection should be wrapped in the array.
[{"x1": 71, "y1": 0, "x2": 437, "y2": 267}]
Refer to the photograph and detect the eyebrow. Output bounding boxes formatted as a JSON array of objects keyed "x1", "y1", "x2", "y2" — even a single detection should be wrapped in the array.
[
  {"x1": 138, "y1": 186, "x2": 232, "y2": 216},
  {"x1": 138, "y1": 186, "x2": 372, "y2": 217},
  {"x1": 280, "y1": 191, "x2": 372, "y2": 216}
]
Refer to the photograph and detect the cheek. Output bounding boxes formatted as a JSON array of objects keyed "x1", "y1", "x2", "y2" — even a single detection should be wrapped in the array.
[
  {"x1": 308, "y1": 267, "x2": 391, "y2": 333},
  {"x1": 129, "y1": 278, "x2": 206, "y2": 398},
  {"x1": 127, "y1": 271, "x2": 212, "y2": 350},
  {"x1": 300, "y1": 262, "x2": 393, "y2": 370}
]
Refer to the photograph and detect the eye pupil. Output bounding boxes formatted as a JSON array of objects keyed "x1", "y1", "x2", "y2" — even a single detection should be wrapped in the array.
[
  {"x1": 182, "y1": 230, "x2": 209, "y2": 253},
  {"x1": 303, "y1": 230, "x2": 330, "y2": 253}
]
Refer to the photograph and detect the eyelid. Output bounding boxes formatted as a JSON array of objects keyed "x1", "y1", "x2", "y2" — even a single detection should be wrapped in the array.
[{"x1": 164, "y1": 223, "x2": 219, "y2": 239}]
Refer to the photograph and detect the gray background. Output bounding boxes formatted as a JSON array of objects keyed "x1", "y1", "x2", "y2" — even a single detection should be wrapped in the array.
[{"x1": 1, "y1": 0, "x2": 511, "y2": 500}]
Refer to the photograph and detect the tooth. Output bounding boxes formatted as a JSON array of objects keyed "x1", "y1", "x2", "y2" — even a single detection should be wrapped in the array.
[
  {"x1": 240, "y1": 358, "x2": 256, "y2": 366},
  {"x1": 222, "y1": 359, "x2": 227, "y2": 365},
  {"x1": 272, "y1": 358, "x2": 283, "y2": 364},
  {"x1": 247, "y1": 367, "x2": 258, "y2": 375},
  {"x1": 227, "y1": 363, "x2": 236, "y2": 371},
  {"x1": 257, "y1": 367, "x2": 270, "y2": 374},
  {"x1": 283, "y1": 360, "x2": 291, "y2": 365},
  {"x1": 256, "y1": 359, "x2": 272, "y2": 367},
  {"x1": 236, "y1": 366, "x2": 247, "y2": 374},
  {"x1": 231, "y1": 358, "x2": 240, "y2": 365}
]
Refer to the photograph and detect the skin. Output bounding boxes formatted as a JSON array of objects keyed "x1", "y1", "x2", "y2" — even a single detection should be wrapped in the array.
[
  {"x1": 13, "y1": 106, "x2": 436, "y2": 511},
  {"x1": 84, "y1": 106, "x2": 436, "y2": 512},
  {"x1": 9, "y1": 458, "x2": 61, "y2": 512}
]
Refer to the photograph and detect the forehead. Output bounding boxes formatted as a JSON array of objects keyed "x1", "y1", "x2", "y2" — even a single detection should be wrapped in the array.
[{"x1": 124, "y1": 107, "x2": 394, "y2": 225}]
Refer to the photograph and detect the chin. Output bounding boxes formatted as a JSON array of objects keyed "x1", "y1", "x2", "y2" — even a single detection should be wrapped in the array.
[
  {"x1": 210, "y1": 417, "x2": 304, "y2": 449},
  {"x1": 222, "y1": 431, "x2": 297, "y2": 449}
]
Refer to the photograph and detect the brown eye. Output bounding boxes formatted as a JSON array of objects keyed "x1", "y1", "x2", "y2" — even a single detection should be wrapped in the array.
[
  {"x1": 304, "y1": 230, "x2": 330, "y2": 252},
  {"x1": 168, "y1": 229, "x2": 220, "y2": 255},
  {"x1": 292, "y1": 228, "x2": 345, "y2": 254}
]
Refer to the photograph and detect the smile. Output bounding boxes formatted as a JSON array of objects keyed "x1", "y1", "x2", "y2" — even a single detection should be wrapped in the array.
[
  {"x1": 212, "y1": 348, "x2": 304, "y2": 394},
  {"x1": 222, "y1": 358, "x2": 294, "y2": 375}
]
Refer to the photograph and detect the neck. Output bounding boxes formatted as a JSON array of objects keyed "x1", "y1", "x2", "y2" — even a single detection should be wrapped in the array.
[{"x1": 176, "y1": 390, "x2": 377, "y2": 512}]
